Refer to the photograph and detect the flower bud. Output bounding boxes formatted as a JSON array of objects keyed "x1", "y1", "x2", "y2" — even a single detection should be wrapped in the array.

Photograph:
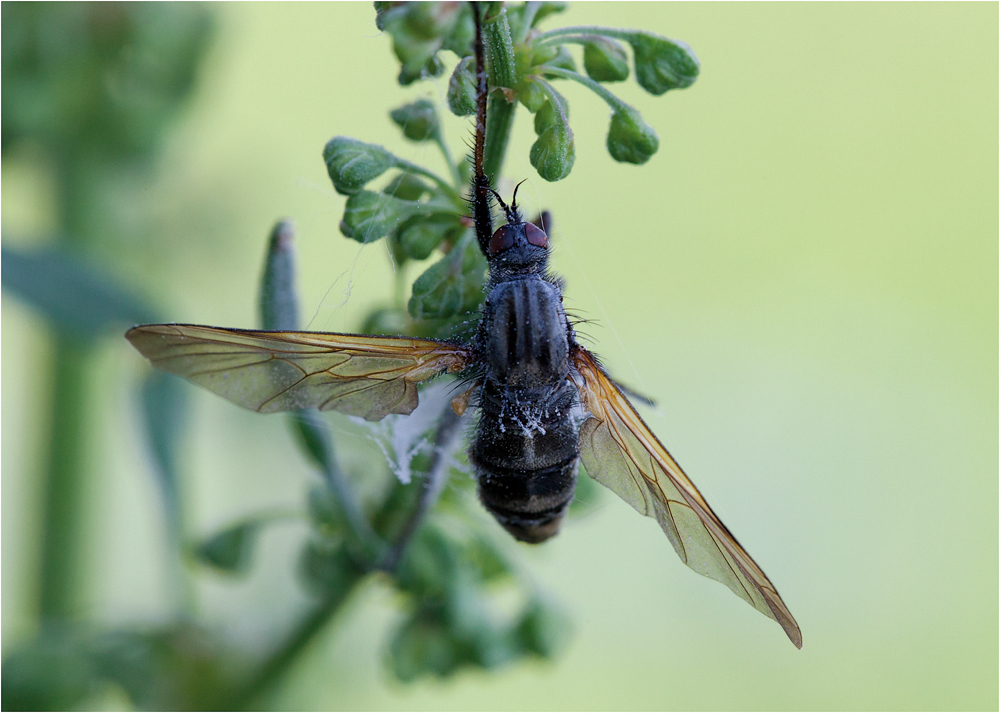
[
  {"x1": 259, "y1": 220, "x2": 299, "y2": 331},
  {"x1": 390, "y1": 99, "x2": 439, "y2": 142},
  {"x1": 447, "y1": 56, "x2": 477, "y2": 116},
  {"x1": 530, "y1": 122, "x2": 575, "y2": 182},
  {"x1": 583, "y1": 37, "x2": 629, "y2": 82},
  {"x1": 323, "y1": 137, "x2": 396, "y2": 195},
  {"x1": 397, "y1": 53, "x2": 445, "y2": 86},
  {"x1": 630, "y1": 33, "x2": 700, "y2": 95},
  {"x1": 606, "y1": 106, "x2": 659, "y2": 164},
  {"x1": 518, "y1": 78, "x2": 547, "y2": 113}
]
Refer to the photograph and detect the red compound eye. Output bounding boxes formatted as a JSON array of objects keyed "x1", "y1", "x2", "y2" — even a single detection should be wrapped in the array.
[
  {"x1": 524, "y1": 222, "x2": 548, "y2": 249},
  {"x1": 489, "y1": 225, "x2": 515, "y2": 255}
]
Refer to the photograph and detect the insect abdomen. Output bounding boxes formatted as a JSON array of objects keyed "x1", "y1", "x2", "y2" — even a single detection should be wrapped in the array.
[{"x1": 472, "y1": 276, "x2": 579, "y2": 543}]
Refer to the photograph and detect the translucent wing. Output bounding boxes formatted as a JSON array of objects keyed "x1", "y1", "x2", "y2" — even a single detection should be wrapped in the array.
[
  {"x1": 127, "y1": 324, "x2": 471, "y2": 421},
  {"x1": 572, "y1": 346, "x2": 802, "y2": 648}
]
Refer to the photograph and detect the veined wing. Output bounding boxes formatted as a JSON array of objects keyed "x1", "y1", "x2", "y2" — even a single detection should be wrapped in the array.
[
  {"x1": 127, "y1": 324, "x2": 472, "y2": 421},
  {"x1": 572, "y1": 346, "x2": 802, "y2": 648}
]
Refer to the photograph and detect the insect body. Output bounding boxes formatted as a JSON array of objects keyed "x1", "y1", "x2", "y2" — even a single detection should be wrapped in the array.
[
  {"x1": 471, "y1": 196, "x2": 580, "y2": 544},
  {"x1": 126, "y1": 4, "x2": 801, "y2": 648}
]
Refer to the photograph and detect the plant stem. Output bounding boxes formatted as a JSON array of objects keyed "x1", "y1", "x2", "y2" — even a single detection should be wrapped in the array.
[
  {"x1": 537, "y1": 65, "x2": 631, "y2": 113},
  {"x1": 481, "y1": 5, "x2": 517, "y2": 184},
  {"x1": 533, "y1": 25, "x2": 639, "y2": 46},
  {"x1": 38, "y1": 335, "x2": 91, "y2": 620},
  {"x1": 38, "y1": 156, "x2": 98, "y2": 621},
  {"x1": 230, "y1": 581, "x2": 362, "y2": 710},
  {"x1": 377, "y1": 406, "x2": 465, "y2": 571}
]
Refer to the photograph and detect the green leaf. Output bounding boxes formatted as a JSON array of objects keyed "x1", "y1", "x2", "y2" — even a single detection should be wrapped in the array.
[
  {"x1": 629, "y1": 32, "x2": 700, "y2": 95},
  {"x1": 397, "y1": 214, "x2": 462, "y2": 261},
  {"x1": 383, "y1": 172, "x2": 430, "y2": 201},
  {"x1": 1, "y1": 628, "x2": 95, "y2": 711},
  {"x1": 300, "y1": 540, "x2": 365, "y2": 598},
  {"x1": 360, "y1": 307, "x2": 412, "y2": 336},
  {"x1": 390, "y1": 99, "x2": 440, "y2": 142},
  {"x1": 447, "y1": 56, "x2": 477, "y2": 116},
  {"x1": 140, "y1": 371, "x2": 188, "y2": 542},
  {"x1": 258, "y1": 220, "x2": 299, "y2": 331},
  {"x1": 339, "y1": 190, "x2": 419, "y2": 243},
  {"x1": 194, "y1": 522, "x2": 260, "y2": 574},
  {"x1": 307, "y1": 484, "x2": 345, "y2": 533},
  {"x1": 583, "y1": 37, "x2": 629, "y2": 82},
  {"x1": 1, "y1": 246, "x2": 158, "y2": 338},
  {"x1": 323, "y1": 136, "x2": 397, "y2": 196},
  {"x1": 606, "y1": 106, "x2": 659, "y2": 164},
  {"x1": 289, "y1": 409, "x2": 336, "y2": 473},
  {"x1": 515, "y1": 596, "x2": 571, "y2": 658},
  {"x1": 408, "y1": 232, "x2": 486, "y2": 320},
  {"x1": 388, "y1": 611, "x2": 459, "y2": 682}
]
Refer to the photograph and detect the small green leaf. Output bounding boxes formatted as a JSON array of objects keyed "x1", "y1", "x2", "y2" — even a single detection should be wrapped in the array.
[
  {"x1": 307, "y1": 484, "x2": 345, "y2": 533},
  {"x1": 140, "y1": 371, "x2": 188, "y2": 542},
  {"x1": 398, "y1": 214, "x2": 462, "y2": 260},
  {"x1": 384, "y1": 172, "x2": 430, "y2": 201},
  {"x1": 606, "y1": 106, "x2": 659, "y2": 164},
  {"x1": 447, "y1": 56, "x2": 477, "y2": 116},
  {"x1": 289, "y1": 409, "x2": 335, "y2": 473},
  {"x1": 258, "y1": 220, "x2": 299, "y2": 331},
  {"x1": 408, "y1": 232, "x2": 486, "y2": 320},
  {"x1": 194, "y1": 522, "x2": 260, "y2": 574},
  {"x1": 629, "y1": 33, "x2": 700, "y2": 95},
  {"x1": 339, "y1": 190, "x2": 419, "y2": 243},
  {"x1": 300, "y1": 540, "x2": 364, "y2": 598},
  {"x1": 583, "y1": 37, "x2": 629, "y2": 82},
  {"x1": 1, "y1": 246, "x2": 158, "y2": 338},
  {"x1": 323, "y1": 136, "x2": 397, "y2": 195},
  {"x1": 398, "y1": 53, "x2": 445, "y2": 86},
  {"x1": 515, "y1": 596, "x2": 571, "y2": 658},
  {"x1": 360, "y1": 307, "x2": 412, "y2": 336},
  {"x1": 390, "y1": 99, "x2": 440, "y2": 142},
  {"x1": 388, "y1": 612, "x2": 458, "y2": 682}
]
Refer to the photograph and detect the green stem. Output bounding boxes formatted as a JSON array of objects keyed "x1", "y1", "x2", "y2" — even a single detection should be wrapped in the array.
[
  {"x1": 231, "y1": 581, "x2": 363, "y2": 710},
  {"x1": 533, "y1": 25, "x2": 639, "y2": 46},
  {"x1": 393, "y1": 158, "x2": 462, "y2": 202},
  {"x1": 433, "y1": 132, "x2": 463, "y2": 190},
  {"x1": 537, "y1": 65, "x2": 631, "y2": 113},
  {"x1": 480, "y1": 5, "x2": 518, "y2": 184},
  {"x1": 532, "y1": 77, "x2": 572, "y2": 125},
  {"x1": 512, "y1": 1, "x2": 541, "y2": 44},
  {"x1": 39, "y1": 336, "x2": 92, "y2": 620}
]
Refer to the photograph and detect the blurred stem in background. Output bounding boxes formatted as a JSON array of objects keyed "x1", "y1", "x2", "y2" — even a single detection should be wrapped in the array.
[{"x1": 2, "y1": 2, "x2": 214, "y2": 621}]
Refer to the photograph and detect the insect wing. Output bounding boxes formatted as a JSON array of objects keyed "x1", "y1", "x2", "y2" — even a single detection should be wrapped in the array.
[
  {"x1": 572, "y1": 347, "x2": 802, "y2": 648},
  {"x1": 127, "y1": 324, "x2": 471, "y2": 421}
]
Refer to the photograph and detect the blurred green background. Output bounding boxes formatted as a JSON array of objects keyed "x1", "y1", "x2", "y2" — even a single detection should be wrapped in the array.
[{"x1": 2, "y1": 2, "x2": 996, "y2": 709}]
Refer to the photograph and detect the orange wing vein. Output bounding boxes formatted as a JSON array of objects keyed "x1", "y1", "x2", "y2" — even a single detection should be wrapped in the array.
[
  {"x1": 127, "y1": 324, "x2": 472, "y2": 421},
  {"x1": 572, "y1": 346, "x2": 802, "y2": 648}
]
